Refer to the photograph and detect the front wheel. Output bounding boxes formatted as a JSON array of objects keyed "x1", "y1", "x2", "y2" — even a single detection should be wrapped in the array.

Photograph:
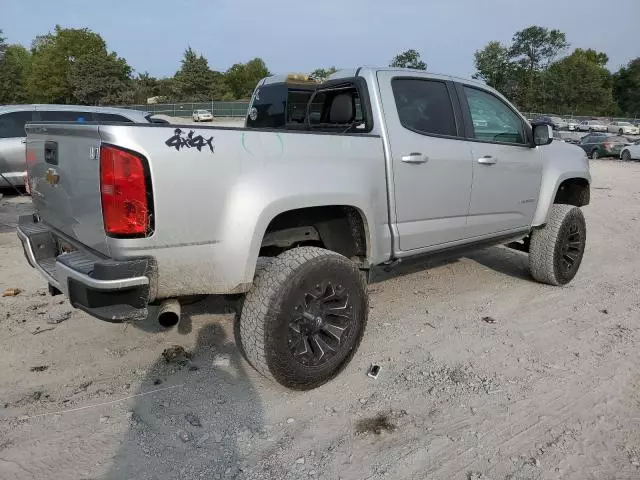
[
  {"x1": 621, "y1": 150, "x2": 631, "y2": 161},
  {"x1": 529, "y1": 204, "x2": 586, "y2": 286},
  {"x1": 619, "y1": 129, "x2": 624, "y2": 136},
  {"x1": 236, "y1": 247, "x2": 368, "y2": 390}
]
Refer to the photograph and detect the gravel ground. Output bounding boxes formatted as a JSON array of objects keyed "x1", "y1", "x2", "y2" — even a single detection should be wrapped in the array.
[{"x1": 1, "y1": 159, "x2": 640, "y2": 480}]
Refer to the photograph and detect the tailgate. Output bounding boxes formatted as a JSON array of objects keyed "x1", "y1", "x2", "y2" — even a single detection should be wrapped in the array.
[{"x1": 26, "y1": 123, "x2": 109, "y2": 256}]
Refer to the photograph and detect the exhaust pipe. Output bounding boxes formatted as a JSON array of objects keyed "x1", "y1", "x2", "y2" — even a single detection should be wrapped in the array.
[{"x1": 156, "y1": 299, "x2": 181, "y2": 328}]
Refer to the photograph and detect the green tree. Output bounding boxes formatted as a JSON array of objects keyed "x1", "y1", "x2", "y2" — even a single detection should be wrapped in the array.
[
  {"x1": 0, "y1": 29, "x2": 7, "y2": 59},
  {"x1": 473, "y1": 26, "x2": 569, "y2": 111},
  {"x1": 225, "y1": 58, "x2": 270, "y2": 99},
  {"x1": 509, "y1": 26, "x2": 569, "y2": 71},
  {"x1": 390, "y1": 49, "x2": 426, "y2": 70},
  {"x1": 70, "y1": 51, "x2": 132, "y2": 105},
  {"x1": 509, "y1": 26, "x2": 568, "y2": 111},
  {"x1": 472, "y1": 41, "x2": 514, "y2": 93},
  {"x1": 544, "y1": 49, "x2": 615, "y2": 115},
  {"x1": 310, "y1": 66, "x2": 337, "y2": 82},
  {"x1": 0, "y1": 44, "x2": 31, "y2": 103},
  {"x1": 27, "y1": 26, "x2": 106, "y2": 103},
  {"x1": 129, "y1": 72, "x2": 160, "y2": 104},
  {"x1": 613, "y1": 58, "x2": 640, "y2": 116},
  {"x1": 156, "y1": 77, "x2": 177, "y2": 100},
  {"x1": 173, "y1": 47, "x2": 213, "y2": 101},
  {"x1": 208, "y1": 70, "x2": 233, "y2": 100}
]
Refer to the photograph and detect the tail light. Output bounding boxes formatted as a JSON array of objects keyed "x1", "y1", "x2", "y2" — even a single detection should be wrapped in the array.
[
  {"x1": 25, "y1": 147, "x2": 37, "y2": 195},
  {"x1": 603, "y1": 142, "x2": 612, "y2": 150},
  {"x1": 100, "y1": 144, "x2": 152, "y2": 237}
]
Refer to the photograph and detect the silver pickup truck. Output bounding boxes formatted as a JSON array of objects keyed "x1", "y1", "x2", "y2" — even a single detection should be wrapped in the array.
[{"x1": 17, "y1": 67, "x2": 590, "y2": 390}]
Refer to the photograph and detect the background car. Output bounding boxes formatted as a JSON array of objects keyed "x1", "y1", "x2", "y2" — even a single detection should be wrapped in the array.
[
  {"x1": 0, "y1": 105, "x2": 156, "y2": 189},
  {"x1": 577, "y1": 119, "x2": 609, "y2": 132},
  {"x1": 578, "y1": 133, "x2": 629, "y2": 159},
  {"x1": 620, "y1": 139, "x2": 640, "y2": 161},
  {"x1": 566, "y1": 119, "x2": 580, "y2": 131},
  {"x1": 532, "y1": 115, "x2": 567, "y2": 130},
  {"x1": 192, "y1": 109, "x2": 213, "y2": 122},
  {"x1": 608, "y1": 121, "x2": 639, "y2": 135}
]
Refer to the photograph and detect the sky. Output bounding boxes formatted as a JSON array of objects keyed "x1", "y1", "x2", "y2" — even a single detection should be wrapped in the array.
[{"x1": 2, "y1": 0, "x2": 639, "y2": 79}]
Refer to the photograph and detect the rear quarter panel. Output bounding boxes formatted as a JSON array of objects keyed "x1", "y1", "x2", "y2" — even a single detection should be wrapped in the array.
[{"x1": 104, "y1": 125, "x2": 389, "y2": 297}]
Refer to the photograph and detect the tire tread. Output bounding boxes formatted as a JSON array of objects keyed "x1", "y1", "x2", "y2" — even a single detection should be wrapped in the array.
[
  {"x1": 529, "y1": 204, "x2": 582, "y2": 286},
  {"x1": 238, "y1": 247, "x2": 364, "y2": 387}
]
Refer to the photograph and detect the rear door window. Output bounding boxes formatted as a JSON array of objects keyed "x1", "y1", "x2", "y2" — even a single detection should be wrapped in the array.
[
  {"x1": 0, "y1": 110, "x2": 34, "y2": 139},
  {"x1": 38, "y1": 110, "x2": 95, "y2": 123},
  {"x1": 391, "y1": 78, "x2": 457, "y2": 137}
]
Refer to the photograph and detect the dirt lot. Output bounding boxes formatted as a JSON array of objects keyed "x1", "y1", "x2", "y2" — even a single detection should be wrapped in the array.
[{"x1": 1, "y1": 159, "x2": 640, "y2": 480}]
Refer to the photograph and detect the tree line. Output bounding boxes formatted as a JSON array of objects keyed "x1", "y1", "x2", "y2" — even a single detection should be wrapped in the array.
[
  {"x1": 0, "y1": 25, "x2": 638, "y2": 116},
  {"x1": 472, "y1": 26, "x2": 640, "y2": 116},
  {"x1": 0, "y1": 26, "x2": 271, "y2": 105}
]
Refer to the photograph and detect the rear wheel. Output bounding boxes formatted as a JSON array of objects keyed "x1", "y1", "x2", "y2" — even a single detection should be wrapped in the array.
[
  {"x1": 618, "y1": 129, "x2": 624, "y2": 136},
  {"x1": 622, "y1": 150, "x2": 631, "y2": 161},
  {"x1": 529, "y1": 204, "x2": 586, "y2": 286},
  {"x1": 591, "y1": 149, "x2": 599, "y2": 159},
  {"x1": 236, "y1": 247, "x2": 368, "y2": 390}
]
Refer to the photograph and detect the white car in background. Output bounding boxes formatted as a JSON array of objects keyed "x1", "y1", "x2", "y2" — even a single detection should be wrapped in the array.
[
  {"x1": 192, "y1": 109, "x2": 213, "y2": 122},
  {"x1": 566, "y1": 119, "x2": 580, "y2": 131},
  {"x1": 577, "y1": 119, "x2": 608, "y2": 132},
  {"x1": 620, "y1": 139, "x2": 640, "y2": 161},
  {"x1": 608, "y1": 121, "x2": 639, "y2": 136}
]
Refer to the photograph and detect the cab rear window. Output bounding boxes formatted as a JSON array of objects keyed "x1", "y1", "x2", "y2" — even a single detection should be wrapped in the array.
[{"x1": 246, "y1": 84, "x2": 314, "y2": 128}]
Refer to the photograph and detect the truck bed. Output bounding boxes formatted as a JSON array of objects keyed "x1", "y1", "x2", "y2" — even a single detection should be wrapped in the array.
[{"x1": 24, "y1": 122, "x2": 389, "y2": 300}]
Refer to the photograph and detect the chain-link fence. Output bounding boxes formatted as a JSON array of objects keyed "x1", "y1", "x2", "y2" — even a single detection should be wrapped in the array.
[{"x1": 120, "y1": 101, "x2": 250, "y2": 118}]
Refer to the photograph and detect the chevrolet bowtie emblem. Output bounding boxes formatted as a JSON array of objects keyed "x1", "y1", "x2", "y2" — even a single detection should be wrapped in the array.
[{"x1": 45, "y1": 168, "x2": 60, "y2": 186}]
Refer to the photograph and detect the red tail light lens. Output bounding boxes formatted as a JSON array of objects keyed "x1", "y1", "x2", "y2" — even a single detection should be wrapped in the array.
[
  {"x1": 603, "y1": 142, "x2": 612, "y2": 149},
  {"x1": 100, "y1": 145, "x2": 151, "y2": 237}
]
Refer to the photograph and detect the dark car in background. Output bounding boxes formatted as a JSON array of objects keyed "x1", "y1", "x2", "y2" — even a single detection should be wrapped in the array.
[
  {"x1": 578, "y1": 133, "x2": 630, "y2": 159},
  {"x1": 533, "y1": 115, "x2": 567, "y2": 130}
]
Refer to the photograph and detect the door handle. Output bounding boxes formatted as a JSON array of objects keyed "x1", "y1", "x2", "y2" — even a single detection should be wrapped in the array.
[
  {"x1": 401, "y1": 152, "x2": 428, "y2": 164},
  {"x1": 477, "y1": 155, "x2": 497, "y2": 165}
]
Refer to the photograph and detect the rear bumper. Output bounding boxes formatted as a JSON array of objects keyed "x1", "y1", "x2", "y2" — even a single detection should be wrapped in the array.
[{"x1": 17, "y1": 215, "x2": 154, "y2": 322}]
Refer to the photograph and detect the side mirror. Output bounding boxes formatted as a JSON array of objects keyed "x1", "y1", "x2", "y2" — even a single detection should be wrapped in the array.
[{"x1": 532, "y1": 123, "x2": 554, "y2": 147}]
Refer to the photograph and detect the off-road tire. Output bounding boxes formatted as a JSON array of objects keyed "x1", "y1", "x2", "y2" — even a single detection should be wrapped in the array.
[
  {"x1": 236, "y1": 247, "x2": 368, "y2": 390},
  {"x1": 529, "y1": 204, "x2": 586, "y2": 286}
]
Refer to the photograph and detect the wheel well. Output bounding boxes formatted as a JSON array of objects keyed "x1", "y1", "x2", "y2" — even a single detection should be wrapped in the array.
[
  {"x1": 554, "y1": 178, "x2": 590, "y2": 206},
  {"x1": 260, "y1": 206, "x2": 368, "y2": 266}
]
